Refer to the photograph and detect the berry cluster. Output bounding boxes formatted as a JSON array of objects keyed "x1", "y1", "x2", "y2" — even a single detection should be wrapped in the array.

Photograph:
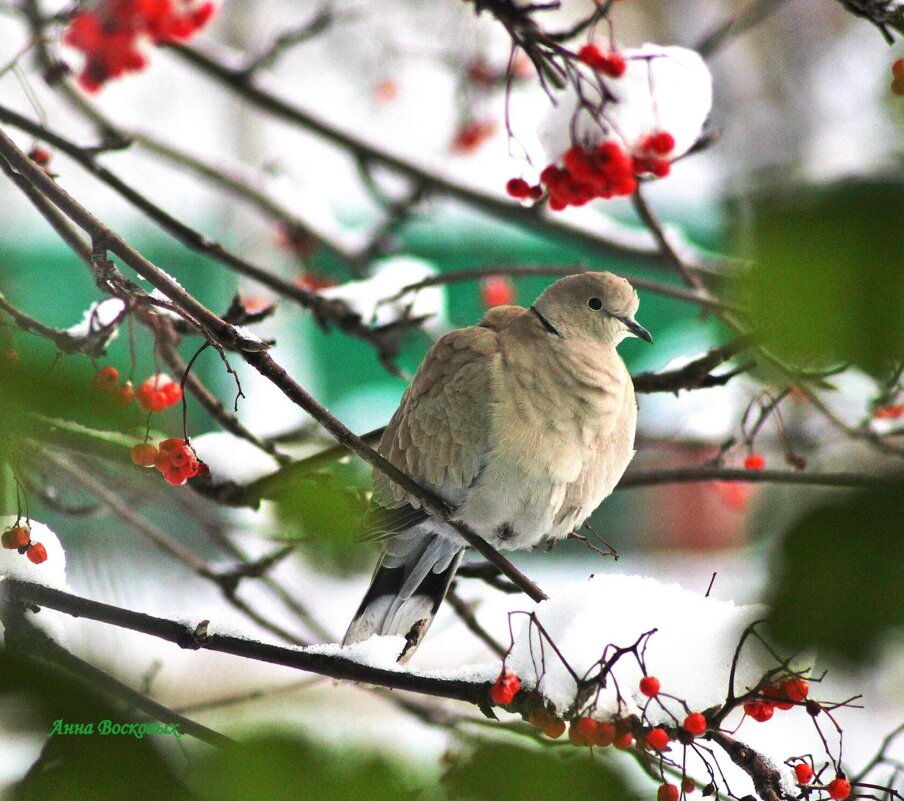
[
  {"x1": 511, "y1": 130, "x2": 676, "y2": 212},
  {"x1": 64, "y1": 0, "x2": 215, "y2": 92},
  {"x1": 490, "y1": 667, "x2": 522, "y2": 706},
  {"x1": 136, "y1": 373, "x2": 183, "y2": 412},
  {"x1": 540, "y1": 142, "x2": 637, "y2": 210},
  {"x1": 131, "y1": 438, "x2": 207, "y2": 485},
  {"x1": 1, "y1": 524, "x2": 48, "y2": 564},
  {"x1": 577, "y1": 43, "x2": 627, "y2": 78},
  {"x1": 743, "y1": 677, "x2": 809, "y2": 723}
]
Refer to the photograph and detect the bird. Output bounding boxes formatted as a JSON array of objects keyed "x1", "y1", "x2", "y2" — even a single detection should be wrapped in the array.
[{"x1": 343, "y1": 271, "x2": 652, "y2": 658}]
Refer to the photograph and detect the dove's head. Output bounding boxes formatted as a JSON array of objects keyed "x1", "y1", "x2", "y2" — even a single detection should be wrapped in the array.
[{"x1": 533, "y1": 272, "x2": 652, "y2": 346}]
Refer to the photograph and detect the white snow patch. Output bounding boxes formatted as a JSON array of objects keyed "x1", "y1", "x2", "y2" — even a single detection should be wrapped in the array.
[
  {"x1": 65, "y1": 297, "x2": 125, "y2": 340},
  {"x1": 508, "y1": 574, "x2": 769, "y2": 719},
  {"x1": 190, "y1": 431, "x2": 280, "y2": 486},
  {"x1": 320, "y1": 256, "x2": 448, "y2": 335},
  {"x1": 540, "y1": 44, "x2": 713, "y2": 164}
]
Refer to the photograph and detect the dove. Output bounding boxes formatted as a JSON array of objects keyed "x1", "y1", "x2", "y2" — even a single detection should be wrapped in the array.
[{"x1": 344, "y1": 272, "x2": 652, "y2": 657}]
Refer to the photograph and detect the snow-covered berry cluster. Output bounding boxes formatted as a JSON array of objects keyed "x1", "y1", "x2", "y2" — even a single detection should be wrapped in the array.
[
  {"x1": 1, "y1": 523, "x2": 48, "y2": 564},
  {"x1": 64, "y1": 0, "x2": 215, "y2": 92}
]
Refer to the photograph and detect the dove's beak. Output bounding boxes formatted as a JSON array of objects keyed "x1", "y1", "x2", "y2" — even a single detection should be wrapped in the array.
[{"x1": 618, "y1": 315, "x2": 653, "y2": 344}]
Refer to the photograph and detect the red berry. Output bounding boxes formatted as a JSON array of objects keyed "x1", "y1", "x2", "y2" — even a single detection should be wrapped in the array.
[
  {"x1": 543, "y1": 718, "x2": 566, "y2": 738},
  {"x1": 682, "y1": 712, "x2": 707, "y2": 737},
  {"x1": 451, "y1": 120, "x2": 496, "y2": 154},
  {"x1": 593, "y1": 720, "x2": 616, "y2": 747},
  {"x1": 781, "y1": 677, "x2": 809, "y2": 703},
  {"x1": 575, "y1": 717, "x2": 598, "y2": 738},
  {"x1": 568, "y1": 721, "x2": 590, "y2": 746},
  {"x1": 115, "y1": 381, "x2": 135, "y2": 406},
  {"x1": 2, "y1": 526, "x2": 31, "y2": 549},
  {"x1": 645, "y1": 727, "x2": 670, "y2": 750},
  {"x1": 490, "y1": 668, "x2": 521, "y2": 706},
  {"x1": 600, "y1": 52, "x2": 626, "y2": 78},
  {"x1": 794, "y1": 763, "x2": 814, "y2": 784},
  {"x1": 649, "y1": 132, "x2": 675, "y2": 154},
  {"x1": 827, "y1": 777, "x2": 852, "y2": 800},
  {"x1": 682, "y1": 778, "x2": 696, "y2": 794},
  {"x1": 613, "y1": 730, "x2": 633, "y2": 749},
  {"x1": 894, "y1": 59, "x2": 904, "y2": 79},
  {"x1": 26, "y1": 542, "x2": 48, "y2": 564},
  {"x1": 506, "y1": 178, "x2": 531, "y2": 199},
  {"x1": 195, "y1": 462, "x2": 210, "y2": 478},
  {"x1": 762, "y1": 683, "x2": 793, "y2": 710},
  {"x1": 577, "y1": 43, "x2": 605, "y2": 69},
  {"x1": 131, "y1": 443, "x2": 159, "y2": 468},
  {"x1": 744, "y1": 453, "x2": 766, "y2": 470},
  {"x1": 743, "y1": 700, "x2": 775, "y2": 722},
  {"x1": 639, "y1": 675, "x2": 661, "y2": 697},
  {"x1": 481, "y1": 276, "x2": 516, "y2": 308},
  {"x1": 93, "y1": 365, "x2": 120, "y2": 391},
  {"x1": 657, "y1": 784, "x2": 679, "y2": 801},
  {"x1": 875, "y1": 403, "x2": 904, "y2": 419},
  {"x1": 29, "y1": 146, "x2": 51, "y2": 166}
]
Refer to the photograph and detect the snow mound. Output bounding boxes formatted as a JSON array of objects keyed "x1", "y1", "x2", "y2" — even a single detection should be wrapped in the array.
[
  {"x1": 540, "y1": 44, "x2": 713, "y2": 164},
  {"x1": 508, "y1": 574, "x2": 769, "y2": 719},
  {"x1": 190, "y1": 431, "x2": 281, "y2": 486}
]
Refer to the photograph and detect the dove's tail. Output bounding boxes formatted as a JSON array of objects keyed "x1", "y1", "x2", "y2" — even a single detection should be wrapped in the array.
[{"x1": 343, "y1": 530, "x2": 464, "y2": 661}]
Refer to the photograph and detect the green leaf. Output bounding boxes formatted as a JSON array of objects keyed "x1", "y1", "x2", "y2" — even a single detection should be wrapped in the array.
[
  {"x1": 270, "y1": 469, "x2": 369, "y2": 570},
  {"x1": 740, "y1": 182, "x2": 904, "y2": 376},
  {"x1": 443, "y1": 741, "x2": 641, "y2": 801},
  {"x1": 764, "y1": 486, "x2": 904, "y2": 664}
]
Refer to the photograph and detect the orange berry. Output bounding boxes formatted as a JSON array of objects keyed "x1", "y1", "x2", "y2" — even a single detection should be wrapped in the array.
[
  {"x1": 543, "y1": 718, "x2": 566, "y2": 739},
  {"x1": 115, "y1": 381, "x2": 135, "y2": 406},
  {"x1": 131, "y1": 443, "x2": 159, "y2": 468},
  {"x1": 592, "y1": 720, "x2": 616, "y2": 747},
  {"x1": 794, "y1": 763, "x2": 814, "y2": 784},
  {"x1": 2, "y1": 526, "x2": 31, "y2": 549},
  {"x1": 894, "y1": 58, "x2": 904, "y2": 79},
  {"x1": 613, "y1": 730, "x2": 633, "y2": 749},
  {"x1": 93, "y1": 365, "x2": 119, "y2": 391}
]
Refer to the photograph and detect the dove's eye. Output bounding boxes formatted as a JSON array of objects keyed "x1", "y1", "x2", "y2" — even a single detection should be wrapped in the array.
[{"x1": 587, "y1": 297, "x2": 603, "y2": 311}]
